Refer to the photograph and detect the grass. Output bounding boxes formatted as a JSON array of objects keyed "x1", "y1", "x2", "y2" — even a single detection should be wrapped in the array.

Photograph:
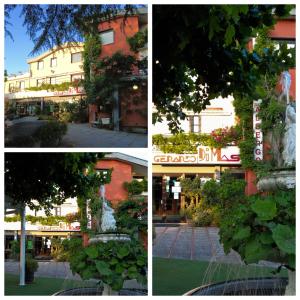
[
  {"x1": 153, "y1": 257, "x2": 288, "y2": 295},
  {"x1": 5, "y1": 273, "x2": 97, "y2": 296}
]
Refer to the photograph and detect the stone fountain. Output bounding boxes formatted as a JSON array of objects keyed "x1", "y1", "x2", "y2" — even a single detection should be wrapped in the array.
[
  {"x1": 88, "y1": 184, "x2": 131, "y2": 295},
  {"x1": 89, "y1": 185, "x2": 130, "y2": 245},
  {"x1": 256, "y1": 71, "x2": 295, "y2": 295},
  {"x1": 257, "y1": 71, "x2": 295, "y2": 192}
]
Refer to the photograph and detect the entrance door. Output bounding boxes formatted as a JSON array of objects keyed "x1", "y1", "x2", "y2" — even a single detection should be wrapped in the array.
[{"x1": 153, "y1": 176, "x2": 162, "y2": 214}]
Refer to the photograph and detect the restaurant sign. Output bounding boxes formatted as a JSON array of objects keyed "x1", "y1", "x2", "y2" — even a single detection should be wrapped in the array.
[
  {"x1": 153, "y1": 146, "x2": 240, "y2": 165},
  {"x1": 253, "y1": 100, "x2": 263, "y2": 160}
]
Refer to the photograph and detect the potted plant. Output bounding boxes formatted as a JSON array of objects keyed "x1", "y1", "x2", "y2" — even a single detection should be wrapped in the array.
[{"x1": 25, "y1": 254, "x2": 39, "y2": 284}]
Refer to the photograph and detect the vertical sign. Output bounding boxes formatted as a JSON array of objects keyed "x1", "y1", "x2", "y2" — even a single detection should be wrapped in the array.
[{"x1": 253, "y1": 100, "x2": 263, "y2": 160}]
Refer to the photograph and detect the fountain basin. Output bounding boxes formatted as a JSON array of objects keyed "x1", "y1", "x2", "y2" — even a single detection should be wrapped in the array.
[
  {"x1": 257, "y1": 170, "x2": 295, "y2": 192},
  {"x1": 184, "y1": 277, "x2": 288, "y2": 295},
  {"x1": 88, "y1": 233, "x2": 131, "y2": 244},
  {"x1": 53, "y1": 287, "x2": 147, "y2": 296}
]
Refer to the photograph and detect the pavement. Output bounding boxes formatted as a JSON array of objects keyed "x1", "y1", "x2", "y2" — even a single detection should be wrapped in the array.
[
  {"x1": 5, "y1": 116, "x2": 147, "y2": 148},
  {"x1": 61, "y1": 123, "x2": 147, "y2": 148},
  {"x1": 153, "y1": 226, "x2": 243, "y2": 264}
]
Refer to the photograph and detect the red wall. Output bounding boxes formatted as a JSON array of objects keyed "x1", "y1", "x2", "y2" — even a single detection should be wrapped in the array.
[
  {"x1": 120, "y1": 84, "x2": 148, "y2": 129},
  {"x1": 98, "y1": 16, "x2": 139, "y2": 58},
  {"x1": 95, "y1": 159, "x2": 133, "y2": 206}
]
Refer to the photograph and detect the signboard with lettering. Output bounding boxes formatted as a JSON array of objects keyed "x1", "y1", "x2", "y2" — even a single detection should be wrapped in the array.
[
  {"x1": 253, "y1": 100, "x2": 263, "y2": 160},
  {"x1": 153, "y1": 146, "x2": 240, "y2": 165}
]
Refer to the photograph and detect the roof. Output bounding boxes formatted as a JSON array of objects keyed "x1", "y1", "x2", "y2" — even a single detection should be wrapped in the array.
[
  {"x1": 104, "y1": 152, "x2": 147, "y2": 167},
  {"x1": 27, "y1": 42, "x2": 84, "y2": 64}
]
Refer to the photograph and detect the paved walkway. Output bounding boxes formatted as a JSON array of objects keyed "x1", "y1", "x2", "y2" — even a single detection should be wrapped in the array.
[
  {"x1": 5, "y1": 117, "x2": 147, "y2": 148},
  {"x1": 153, "y1": 226, "x2": 242, "y2": 264},
  {"x1": 61, "y1": 123, "x2": 147, "y2": 148}
]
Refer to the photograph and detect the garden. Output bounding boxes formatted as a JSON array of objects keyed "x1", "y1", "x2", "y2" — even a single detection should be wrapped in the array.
[
  {"x1": 152, "y1": 4, "x2": 295, "y2": 296},
  {"x1": 5, "y1": 153, "x2": 148, "y2": 295}
]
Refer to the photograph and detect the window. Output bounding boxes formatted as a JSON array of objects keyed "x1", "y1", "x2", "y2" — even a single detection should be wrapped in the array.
[
  {"x1": 37, "y1": 61, "x2": 44, "y2": 70},
  {"x1": 49, "y1": 77, "x2": 56, "y2": 85},
  {"x1": 50, "y1": 57, "x2": 57, "y2": 67},
  {"x1": 19, "y1": 81, "x2": 25, "y2": 91},
  {"x1": 71, "y1": 52, "x2": 82, "y2": 63},
  {"x1": 71, "y1": 73, "x2": 84, "y2": 82},
  {"x1": 9, "y1": 83, "x2": 14, "y2": 92},
  {"x1": 100, "y1": 29, "x2": 114, "y2": 45},
  {"x1": 36, "y1": 79, "x2": 45, "y2": 87},
  {"x1": 54, "y1": 207, "x2": 61, "y2": 216},
  {"x1": 188, "y1": 116, "x2": 201, "y2": 133}
]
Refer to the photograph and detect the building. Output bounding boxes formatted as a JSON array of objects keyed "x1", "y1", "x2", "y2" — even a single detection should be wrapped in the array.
[
  {"x1": 152, "y1": 12, "x2": 296, "y2": 217},
  {"x1": 152, "y1": 97, "x2": 243, "y2": 216},
  {"x1": 5, "y1": 153, "x2": 148, "y2": 257},
  {"x1": 89, "y1": 8, "x2": 148, "y2": 132},
  {"x1": 5, "y1": 8, "x2": 148, "y2": 133},
  {"x1": 5, "y1": 43, "x2": 85, "y2": 116}
]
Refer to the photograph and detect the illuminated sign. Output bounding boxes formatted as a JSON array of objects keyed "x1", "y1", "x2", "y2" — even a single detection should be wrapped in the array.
[
  {"x1": 153, "y1": 146, "x2": 240, "y2": 165},
  {"x1": 253, "y1": 100, "x2": 263, "y2": 160}
]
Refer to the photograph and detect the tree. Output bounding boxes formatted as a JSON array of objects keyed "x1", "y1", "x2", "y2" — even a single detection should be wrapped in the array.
[
  {"x1": 153, "y1": 5, "x2": 294, "y2": 132},
  {"x1": 5, "y1": 4, "x2": 138, "y2": 55},
  {"x1": 5, "y1": 153, "x2": 104, "y2": 212},
  {"x1": 5, "y1": 152, "x2": 105, "y2": 285}
]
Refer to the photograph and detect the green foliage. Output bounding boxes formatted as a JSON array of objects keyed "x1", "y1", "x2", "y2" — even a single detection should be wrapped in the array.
[
  {"x1": 33, "y1": 121, "x2": 67, "y2": 147},
  {"x1": 5, "y1": 5, "x2": 136, "y2": 55},
  {"x1": 127, "y1": 29, "x2": 148, "y2": 52},
  {"x1": 68, "y1": 239, "x2": 147, "y2": 291},
  {"x1": 26, "y1": 81, "x2": 80, "y2": 92},
  {"x1": 219, "y1": 189, "x2": 295, "y2": 269},
  {"x1": 116, "y1": 197, "x2": 147, "y2": 236},
  {"x1": 5, "y1": 153, "x2": 103, "y2": 212},
  {"x1": 153, "y1": 126, "x2": 241, "y2": 153},
  {"x1": 231, "y1": 21, "x2": 295, "y2": 173},
  {"x1": 58, "y1": 99, "x2": 88, "y2": 123},
  {"x1": 83, "y1": 32, "x2": 139, "y2": 108},
  {"x1": 5, "y1": 135, "x2": 36, "y2": 147},
  {"x1": 180, "y1": 176, "x2": 202, "y2": 202},
  {"x1": 123, "y1": 179, "x2": 147, "y2": 198},
  {"x1": 5, "y1": 215, "x2": 67, "y2": 226},
  {"x1": 153, "y1": 4, "x2": 294, "y2": 132},
  {"x1": 26, "y1": 254, "x2": 39, "y2": 272}
]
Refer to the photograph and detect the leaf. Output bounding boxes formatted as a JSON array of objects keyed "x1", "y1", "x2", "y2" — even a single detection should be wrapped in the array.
[
  {"x1": 259, "y1": 232, "x2": 274, "y2": 245},
  {"x1": 224, "y1": 25, "x2": 235, "y2": 46},
  {"x1": 117, "y1": 246, "x2": 130, "y2": 259},
  {"x1": 111, "y1": 277, "x2": 124, "y2": 291},
  {"x1": 81, "y1": 268, "x2": 94, "y2": 280},
  {"x1": 272, "y1": 224, "x2": 295, "y2": 254},
  {"x1": 84, "y1": 246, "x2": 98, "y2": 259},
  {"x1": 288, "y1": 254, "x2": 295, "y2": 269},
  {"x1": 95, "y1": 260, "x2": 112, "y2": 276},
  {"x1": 245, "y1": 239, "x2": 271, "y2": 264},
  {"x1": 233, "y1": 226, "x2": 251, "y2": 240},
  {"x1": 251, "y1": 199, "x2": 277, "y2": 221},
  {"x1": 115, "y1": 264, "x2": 125, "y2": 274},
  {"x1": 209, "y1": 16, "x2": 221, "y2": 40}
]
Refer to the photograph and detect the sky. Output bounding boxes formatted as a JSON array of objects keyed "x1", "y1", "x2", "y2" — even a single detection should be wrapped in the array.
[{"x1": 4, "y1": 5, "x2": 35, "y2": 75}]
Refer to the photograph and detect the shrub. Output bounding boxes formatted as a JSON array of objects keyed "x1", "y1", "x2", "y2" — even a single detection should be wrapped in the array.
[
  {"x1": 68, "y1": 239, "x2": 147, "y2": 291},
  {"x1": 123, "y1": 179, "x2": 147, "y2": 198},
  {"x1": 116, "y1": 198, "x2": 147, "y2": 236},
  {"x1": 5, "y1": 135, "x2": 36, "y2": 147},
  {"x1": 34, "y1": 121, "x2": 67, "y2": 147},
  {"x1": 219, "y1": 189, "x2": 295, "y2": 269}
]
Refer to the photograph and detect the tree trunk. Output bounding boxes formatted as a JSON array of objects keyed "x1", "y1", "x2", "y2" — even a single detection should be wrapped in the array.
[{"x1": 19, "y1": 206, "x2": 26, "y2": 286}]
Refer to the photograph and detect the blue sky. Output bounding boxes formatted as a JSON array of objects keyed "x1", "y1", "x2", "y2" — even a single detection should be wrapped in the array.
[{"x1": 4, "y1": 5, "x2": 36, "y2": 75}]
